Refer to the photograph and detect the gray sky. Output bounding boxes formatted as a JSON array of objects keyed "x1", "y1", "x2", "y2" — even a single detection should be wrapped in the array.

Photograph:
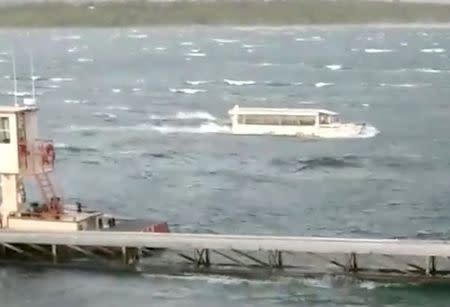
[{"x1": 2, "y1": 0, "x2": 450, "y2": 3}]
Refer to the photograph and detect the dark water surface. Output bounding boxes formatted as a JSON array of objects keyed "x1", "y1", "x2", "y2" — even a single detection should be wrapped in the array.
[{"x1": 1, "y1": 26, "x2": 450, "y2": 306}]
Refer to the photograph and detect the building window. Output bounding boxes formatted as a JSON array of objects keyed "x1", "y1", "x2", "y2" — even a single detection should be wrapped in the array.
[{"x1": 0, "y1": 117, "x2": 10, "y2": 144}]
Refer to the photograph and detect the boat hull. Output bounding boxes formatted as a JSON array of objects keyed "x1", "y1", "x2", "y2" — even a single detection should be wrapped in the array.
[{"x1": 230, "y1": 123, "x2": 367, "y2": 138}]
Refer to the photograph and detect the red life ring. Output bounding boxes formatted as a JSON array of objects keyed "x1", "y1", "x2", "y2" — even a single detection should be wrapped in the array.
[
  {"x1": 18, "y1": 143, "x2": 28, "y2": 168},
  {"x1": 46, "y1": 144, "x2": 55, "y2": 164},
  {"x1": 18, "y1": 143, "x2": 27, "y2": 156},
  {"x1": 41, "y1": 143, "x2": 55, "y2": 166}
]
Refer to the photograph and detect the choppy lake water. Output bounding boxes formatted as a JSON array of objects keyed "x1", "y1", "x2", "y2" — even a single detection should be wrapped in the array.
[{"x1": 1, "y1": 25, "x2": 450, "y2": 306}]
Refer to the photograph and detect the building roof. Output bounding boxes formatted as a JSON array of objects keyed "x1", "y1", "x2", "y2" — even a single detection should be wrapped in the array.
[
  {"x1": 228, "y1": 105, "x2": 338, "y2": 116},
  {"x1": 0, "y1": 105, "x2": 38, "y2": 114}
]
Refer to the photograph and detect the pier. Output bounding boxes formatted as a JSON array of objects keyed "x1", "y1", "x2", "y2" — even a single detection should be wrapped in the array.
[
  {"x1": 1, "y1": 230, "x2": 450, "y2": 282},
  {"x1": 1, "y1": 95, "x2": 450, "y2": 284}
]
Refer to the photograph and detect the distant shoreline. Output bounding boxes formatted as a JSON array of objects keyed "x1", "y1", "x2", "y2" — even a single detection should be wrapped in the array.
[{"x1": 1, "y1": 1, "x2": 450, "y2": 27}]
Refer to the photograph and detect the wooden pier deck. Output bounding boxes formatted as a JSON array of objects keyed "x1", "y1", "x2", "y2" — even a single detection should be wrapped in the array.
[{"x1": 1, "y1": 230, "x2": 450, "y2": 282}]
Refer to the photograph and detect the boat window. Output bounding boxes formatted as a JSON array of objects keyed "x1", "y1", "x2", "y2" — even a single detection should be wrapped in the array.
[
  {"x1": 331, "y1": 115, "x2": 339, "y2": 123},
  {"x1": 319, "y1": 114, "x2": 331, "y2": 125},
  {"x1": 280, "y1": 115, "x2": 315, "y2": 126},
  {"x1": 297, "y1": 115, "x2": 316, "y2": 126},
  {"x1": 244, "y1": 115, "x2": 280, "y2": 125},
  {"x1": 240, "y1": 114, "x2": 316, "y2": 126},
  {"x1": 280, "y1": 116, "x2": 298, "y2": 126},
  {"x1": 0, "y1": 117, "x2": 10, "y2": 144}
]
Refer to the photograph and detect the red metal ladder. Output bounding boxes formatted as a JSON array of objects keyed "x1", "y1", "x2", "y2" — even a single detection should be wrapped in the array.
[{"x1": 34, "y1": 172, "x2": 57, "y2": 205}]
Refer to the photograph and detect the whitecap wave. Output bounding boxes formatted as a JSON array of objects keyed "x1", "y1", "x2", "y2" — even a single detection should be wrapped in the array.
[
  {"x1": 128, "y1": 33, "x2": 147, "y2": 39},
  {"x1": 52, "y1": 35, "x2": 81, "y2": 41},
  {"x1": 224, "y1": 79, "x2": 256, "y2": 86},
  {"x1": 326, "y1": 64, "x2": 342, "y2": 71},
  {"x1": 169, "y1": 88, "x2": 207, "y2": 94},
  {"x1": 184, "y1": 52, "x2": 206, "y2": 57},
  {"x1": 143, "y1": 273, "x2": 274, "y2": 285},
  {"x1": 50, "y1": 77, "x2": 75, "y2": 82},
  {"x1": 180, "y1": 42, "x2": 194, "y2": 46},
  {"x1": 106, "y1": 105, "x2": 131, "y2": 111},
  {"x1": 64, "y1": 99, "x2": 88, "y2": 104},
  {"x1": 364, "y1": 48, "x2": 394, "y2": 53},
  {"x1": 421, "y1": 48, "x2": 445, "y2": 53},
  {"x1": 185, "y1": 80, "x2": 210, "y2": 86},
  {"x1": 380, "y1": 83, "x2": 428, "y2": 88},
  {"x1": 46, "y1": 84, "x2": 61, "y2": 89},
  {"x1": 54, "y1": 143, "x2": 69, "y2": 149},
  {"x1": 64, "y1": 124, "x2": 141, "y2": 132},
  {"x1": 415, "y1": 68, "x2": 441, "y2": 73},
  {"x1": 257, "y1": 62, "x2": 278, "y2": 67},
  {"x1": 77, "y1": 57, "x2": 94, "y2": 63},
  {"x1": 143, "y1": 273, "x2": 388, "y2": 288},
  {"x1": 295, "y1": 36, "x2": 323, "y2": 42},
  {"x1": 4, "y1": 91, "x2": 34, "y2": 97},
  {"x1": 213, "y1": 38, "x2": 239, "y2": 44},
  {"x1": 176, "y1": 111, "x2": 216, "y2": 120},
  {"x1": 315, "y1": 82, "x2": 334, "y2": 88},
  {"x1": 67, "y1": 46, "x2": 78, "y2": 53},
  {"x1": 264, "y1": 81, "x2": 292, "y2": 87},
  {"x1": 93, "y1": 112, "x2": 117, "y2": 120}
]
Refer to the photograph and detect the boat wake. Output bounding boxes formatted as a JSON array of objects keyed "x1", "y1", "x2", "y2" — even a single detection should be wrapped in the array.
[
  {"x1": 141, "y1": 272, "x2": 394, "y2": 291},
  {"x1": 64, "y1": 105, "x2": 378, "y2": 139},
  {"x1": 64, "y1": 122, "x2": 231, "y2": 135},
  {"x1": 149, "y1": 111, "x2": 217, "y2": 121},
  {"x1": 151, "y1": 122, "x2": 231, "y2": 134},
  {"x1": 357, "y1": 125, "x2": 379, "y2": 139}
]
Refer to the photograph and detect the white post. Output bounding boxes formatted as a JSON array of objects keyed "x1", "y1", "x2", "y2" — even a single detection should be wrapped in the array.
[
  {"x1": 12, "y1": 52, "x2": 18, "y2": 107},
  {"x1": 30, "y1": 51, "x2": 36, "y2": 102}
]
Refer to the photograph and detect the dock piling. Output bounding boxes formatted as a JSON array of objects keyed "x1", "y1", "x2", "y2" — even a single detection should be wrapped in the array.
[
  {"x1": 426, "y1": 256, "x2": 437, "y2": 275},
  {"x1": 51, "y1": 244, "x2": 57, "y2": 264}
]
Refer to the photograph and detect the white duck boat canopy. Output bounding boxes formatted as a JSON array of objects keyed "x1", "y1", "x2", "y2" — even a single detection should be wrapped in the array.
[
  {"x1": 228, "y1": 104, "x2": 339, "y2": 126},
  {"x1": 227, "y1": 105, "x2": 366, "y2": 138},
  {"x1": 228, "y1": 105, "x2": 338, "y2": 117}
]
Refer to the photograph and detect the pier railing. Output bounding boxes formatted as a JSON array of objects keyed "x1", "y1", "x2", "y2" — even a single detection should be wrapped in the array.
[
  {"x1": 0, "y1": 231, "x2": 449, "y2": 281},
  {"x1": 0, "y1": 231, "x2": 448, "y2": 256}
]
